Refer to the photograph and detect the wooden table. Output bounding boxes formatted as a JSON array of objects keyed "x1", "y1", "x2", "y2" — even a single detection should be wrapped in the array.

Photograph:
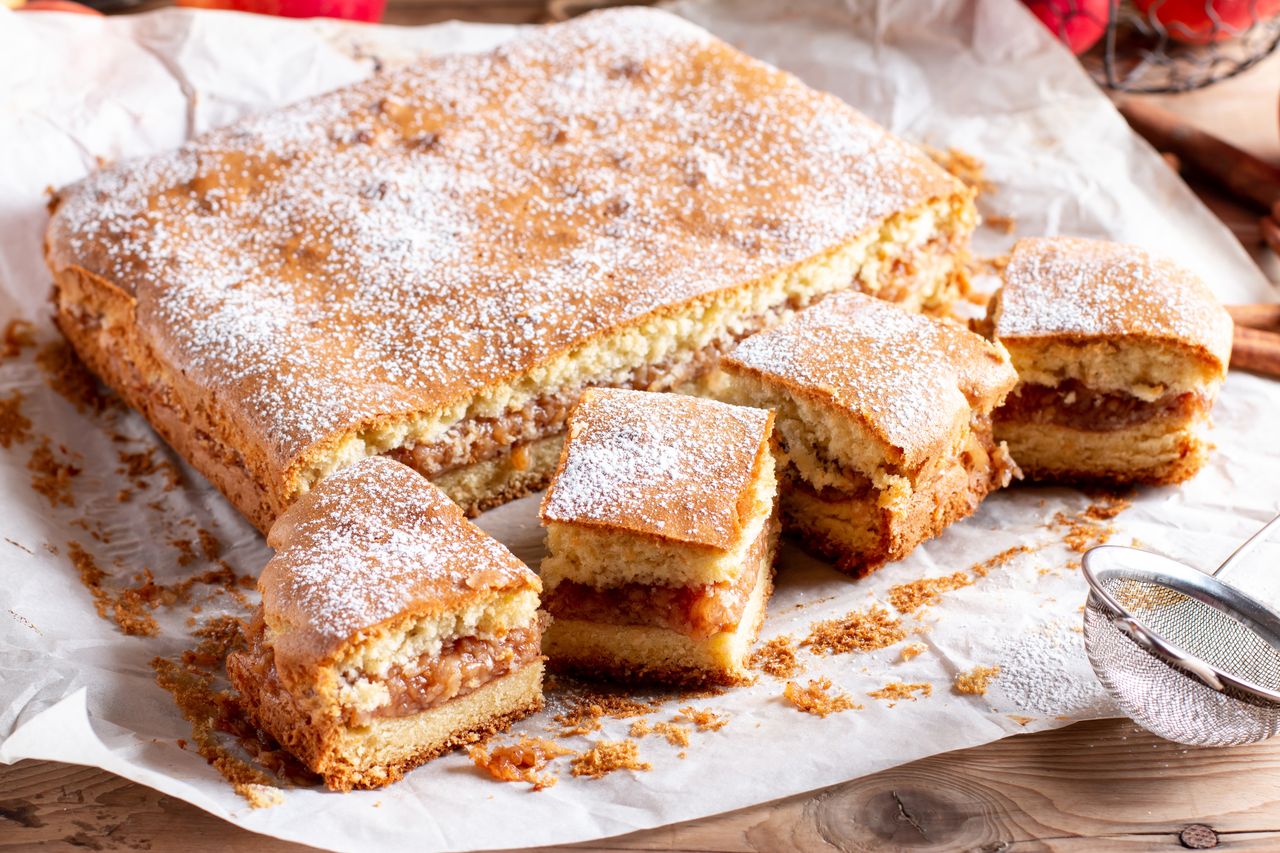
[{"x1": 4, "y1": 3, "x2": 1279, "y2": 851}]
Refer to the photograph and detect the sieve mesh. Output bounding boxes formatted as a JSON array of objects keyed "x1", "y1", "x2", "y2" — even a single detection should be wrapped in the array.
[{"x1": 1084, "y1": 575, "x2": 1280, "y2": 746}]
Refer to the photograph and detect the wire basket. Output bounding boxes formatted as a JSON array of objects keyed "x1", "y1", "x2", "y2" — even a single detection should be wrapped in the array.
[{"x1": 1077, "y1": 0, "x2": 1280, "y2": 93}]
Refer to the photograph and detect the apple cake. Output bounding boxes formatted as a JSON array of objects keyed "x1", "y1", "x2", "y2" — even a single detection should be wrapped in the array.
[
  {"x1": 539, "y1": 389, "x2": 779, "y2": 684},
  {"x1": 711, "y1": 291, "x2": 1019, "y2": 575},
  {"x1": 987, "y1": 236, "x2": 1232, "y2": 484},
  {"x1": 226, "y1": 456, "x2": 544, "y2": 791}
]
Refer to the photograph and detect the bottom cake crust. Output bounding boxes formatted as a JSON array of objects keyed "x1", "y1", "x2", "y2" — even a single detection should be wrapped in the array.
[
  {"x1": 995, "y1": 416, "x2": 1210, "y2": 486},
  {"x1": 227, "y1": 655, "x2": 544, "y2": 792}
]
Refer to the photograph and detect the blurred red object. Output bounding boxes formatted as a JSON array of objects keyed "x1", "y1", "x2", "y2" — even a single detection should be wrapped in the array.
[
  {"x1": 17, "y1": 0, "x2": 104, "y2": 11},
  {"x1": 176, "y1": 0, "x2": 385, "y2": 22},
  {"x1": 1132, "y1": 0, "x2": 1280, "y2": 44},
  {"x1": 1023, "y1": 0, "x2": 1111, "y2": 54}
]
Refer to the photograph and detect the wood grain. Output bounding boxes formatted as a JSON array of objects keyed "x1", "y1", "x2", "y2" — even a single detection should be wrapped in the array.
[{"x1": 5, "y1": 719, "x2": 1280, "y2": 852}]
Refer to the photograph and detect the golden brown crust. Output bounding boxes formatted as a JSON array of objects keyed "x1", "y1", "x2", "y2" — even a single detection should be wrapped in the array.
[
  {"x1": 721, "y1": 291, "x2": 1017, "y2": 470},
  {"x1": 993, "y1": 236, "x2": 1233, "y2": 373},
  {"x1": 45, "y1": 8, "x2": 971, "y2": 531},
  {"x1": 540, "y1": 389, "x2": 775, "y2": 550},
  {"x1": 260, "y1": 457, "x2": 539, "y2": 682}
]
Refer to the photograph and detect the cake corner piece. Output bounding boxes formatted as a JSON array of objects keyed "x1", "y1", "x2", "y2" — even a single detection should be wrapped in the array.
[
  {"x1": 712, "y1": 290, "x2": 1019, "y2": 575},
  {"x1": 538, "y1": 389, "x2": 779, "y2": 685},
  {"x1": 988, "y1": 236, "x2": 1232, "y2": 486},
  {"x1": 226, "y1": 456, "x2": 544, "y2": 792}
]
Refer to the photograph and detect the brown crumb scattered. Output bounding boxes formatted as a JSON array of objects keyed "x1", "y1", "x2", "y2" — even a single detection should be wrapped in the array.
[
  {"x1": 1050, "y1": 493, "x2": 1132, "y2": 554},
  {"x1": 628, "y1": 719, "x2": 651, "y2": 738},
  {"x1": 235, "y1": 782, "x2": 285, "y2": 809},
  {"x1": 552, "y1": 693, "x2": 658, "y2": 737},
  {"x1": 36, "y1": 339, "x2": 119, "y2": 415},
  {"x1": 748, "y1": 635, "x2": 802, "y2": 678},
  {"x1": 468, "y1": 736, "x2": 574, "y2": 791},
  {"x1": 1084, "y1": 493, "x2": 1132, "y2": 521},
  {"x1": 1008, "y1": 714, "x2": 1035, "y2": 726},
  {"x1": 900, "y1": 642, "x2": 928, "y2": 662},
  {"x1": 954, "y1": 665, "x2": 1001, "y2": 696},
  {"x1": 652, "y1": 722, "x2": 690, "y2": 747},
  {"x1": 888, "y1": 571, "x2": 973, "y2": 614},
  {"x1": 67, "y1": 541, "x2": 158, "y2": 637},
  {"x1": 971, "y1": 545, "x2": 1036, "y2": 578},
  {"x1": 674, "y1": 706, "x2": 728, "y2": 732},
  {"x1": 801, "y1": 605, "x2": 905, "y2": 655},
  {"x1": 28, "y1": 438, "x2": 80, "y2": 508},
  {"x1": 153, "y1": 616, "x2": 314, "y2": 805},
  {"x1": 783, "y1": 678, "x2": 861, "y2": 717},
  {"x1": 117, "y1": 447, "x2": 182, "y2": 491},
  {"x1": 171, "y1": 537, "x2": 198, "y2": 567},
  {"x1": 985, "y1": 214, "x2": 1016, "y2": 234},
  {"x1": 1, "y1": 319, "x2": 36, "y2": 359},
  {"x1": 570, "y1": 740, "x2": 651, "y2": 778},
  {"x1": 198, "y1": 528, "x2": 222, "y2": 561},
  {"x1": 0, "y1": 391, "x2": 32, "y2": 448},
  {"x1": 868, "y1": 682, "x2": 933, "y2": 704},
  {"x1": 677, "y1": 685, "x2": 726, "y2": 701},
  {"x1": 924, "y1": 145, "x2": 993, "y2": 194}
]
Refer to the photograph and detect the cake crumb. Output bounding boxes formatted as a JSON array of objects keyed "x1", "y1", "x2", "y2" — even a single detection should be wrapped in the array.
[
  {"x1": 900, "y1": 642, "x2": 928, "y2": 662},
  {"x1": 801, "y1": 605, "x2": 905, "y2": 655},
  {"x1": 924, "y1": 145, "x2": 993, "y2": 194},
  {"x1": 783, "y1": 678, "x2": 861, "y2": 717},
  {"x1": 1008, "y1": 714, "x2": 1035, "y2": 726},
  {"x1": 954, "y1": 665, "x2": 1001, "y2": 695},
  {"x1": 985, "y1": 214, "x2": 1016, "y2": 234},
  {"x1": 674, "y1": 706, "x2": 728, "y2": 732},
  {"x1": 235, "y1": 783, "x2": 285, "y2": 809},
  {"x1": 970, "y1": 545, "x2": 1035, "y2": 578},
  {"x1": 1, "y1": 319, "x2": 35, "y2": 358},
  {"x1": 468, "y1": 736, "x2": 574, "y2": 791},
  {"x1": 570, "y1": 740, "x2": 651, "y2": 778},
  {"x1": 28, "y1": 438, "x2": 80, "y2": 508},
  {"x1": 68, "y1": 541, "x2": 159, "y2": 637},
  {"x1": 552, "y1": 693, "x2": 657, "y2": 737},
  {"x1": 749, "y1": 635, "x2": 802, "y2": 678},
  {"x1": 888, "y1": 571, "x2": 972, "y2": 613},
  {"x1": 0, "y1": 391, "x2": 32, "y2": 448},
  {"x1": 868, "y1": 682, "x2": 933, "y2": 704}
]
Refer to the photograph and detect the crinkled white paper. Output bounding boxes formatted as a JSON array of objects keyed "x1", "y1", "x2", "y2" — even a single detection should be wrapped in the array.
[{"x1": 1, "y1": 1, "x2": 1278, "y2": 851}]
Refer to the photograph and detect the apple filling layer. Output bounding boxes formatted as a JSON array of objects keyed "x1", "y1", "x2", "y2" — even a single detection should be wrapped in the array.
[
  {"x1": 997, "y1": 380, "x2": 1210, "y2": 432},
  {"x1": 354, "y1": 625, "x2": 543, "y2": 726},
  {"x1": 543, "y1": 531, "x2": 769, "y2": 640}
]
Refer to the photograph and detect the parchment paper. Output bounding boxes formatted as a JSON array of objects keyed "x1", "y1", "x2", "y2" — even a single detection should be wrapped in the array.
[{"x1": 2, "y1": 1, "x2": 1278, "y2": 851}]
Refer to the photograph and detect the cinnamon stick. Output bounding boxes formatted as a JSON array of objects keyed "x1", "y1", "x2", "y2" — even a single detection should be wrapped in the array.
[
  {"x1": 1231, "y1": 325, "x2": 1280, "y2": 378},
  {"x1": 1117, "y1": 99, "x2": 1280, "y2": 213},
  {"x1": 1228, "y1": 303, "x2": 1280, "y2": 332}
]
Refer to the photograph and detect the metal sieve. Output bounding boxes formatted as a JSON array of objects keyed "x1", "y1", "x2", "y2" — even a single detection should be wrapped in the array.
[{"x1": 1081, "y1": 512, "x2": 1280, "y2": 746}]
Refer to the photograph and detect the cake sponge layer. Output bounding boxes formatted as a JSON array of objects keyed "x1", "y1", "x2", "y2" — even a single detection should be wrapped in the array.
[{"x1": 995, "y1": 415, "x2": 1210, "y2": 485}]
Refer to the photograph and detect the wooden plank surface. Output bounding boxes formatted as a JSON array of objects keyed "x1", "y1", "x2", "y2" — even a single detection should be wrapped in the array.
[
  {"x1": 6, "y1": 717, "x2": 1280, "y2": 852},
  {"x1": 4, "y1": 2, "x2": 1280, "y2": 852}
]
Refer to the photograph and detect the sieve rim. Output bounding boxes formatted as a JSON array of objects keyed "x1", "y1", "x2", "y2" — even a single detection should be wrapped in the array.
[{"x1": 1082, "y1": 545, "x2": 1280, "y2": 706}]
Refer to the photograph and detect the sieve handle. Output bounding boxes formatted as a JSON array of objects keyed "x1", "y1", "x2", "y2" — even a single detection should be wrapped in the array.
[{"x1": 1213, "y1": 511, "x2": 1280, "y2": 579}]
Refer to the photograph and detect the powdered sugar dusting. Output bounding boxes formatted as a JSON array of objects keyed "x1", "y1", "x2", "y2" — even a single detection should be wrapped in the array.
[
  {"x1": 996, "y1": 237, "x2": 1233, "y2": 365},
  {"x1": 724, "y1": 291, "x2": 1016, "y2": 468},
  {"x1": 47, "y1": 7, "x2": 959, "y2": 473},
  {"x1": 541, "y1": 389, "x2": 771, "y2": 549},
  {"x1": 261, "y1": 457, "x2": 535, "y2": 656}
]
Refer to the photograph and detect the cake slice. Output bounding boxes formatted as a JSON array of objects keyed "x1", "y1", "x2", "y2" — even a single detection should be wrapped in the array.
[
  {"x1": 711, "y1": 291, "x2": 1019, "y2": 575},
  {"x1": 226, "y1": 456, "x2": 543, "y2": 792},
  {"x1": 539, "y1": 389, "x2": 779, "y2": 685},
  {"x1": 46, "y1": 7, "x2": 975, "y2": 533},
  {"x1": 987, "y1": 236, "x2": 1232, "y2": 484}
]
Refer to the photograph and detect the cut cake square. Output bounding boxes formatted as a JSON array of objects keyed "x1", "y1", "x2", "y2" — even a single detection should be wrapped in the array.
[{"x1": 539, "y1": 389, "x2": 779, "y2": 685}]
